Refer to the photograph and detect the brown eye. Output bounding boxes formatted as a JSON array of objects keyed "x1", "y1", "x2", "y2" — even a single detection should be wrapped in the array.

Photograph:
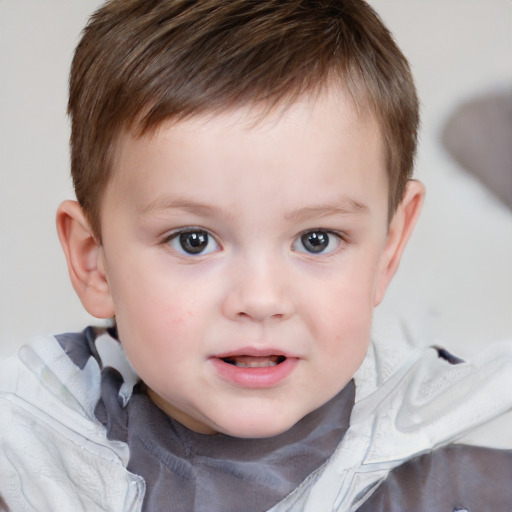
[
  {"x1": 168, "y1": 229, "x2": 219, "y2": 255},
  {"x1": 293, "y1": 230, "x2": 341, "y2": 254},
  {"x1": 301, "y1": 231, "x2": 329, "y2": 253},
  {"x1": 180, "y1": 231, "x2": 208, "y2": 254}
]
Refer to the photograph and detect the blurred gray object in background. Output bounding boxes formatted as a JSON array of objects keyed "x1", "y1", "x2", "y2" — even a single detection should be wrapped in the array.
[{"x1": 442, "y1": 90, "x2": 512, "y2": 210}]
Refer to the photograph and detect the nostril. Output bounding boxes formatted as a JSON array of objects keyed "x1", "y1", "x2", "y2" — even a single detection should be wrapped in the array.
[
  {"x1": 236, "y1": 311, "x2": 286, "y2": 321},
  {"x1": 222, "y1": 280, "x2": 295, "y2": 322}
]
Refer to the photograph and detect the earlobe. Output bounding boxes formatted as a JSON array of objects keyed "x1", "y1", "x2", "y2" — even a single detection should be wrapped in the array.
[
  {"x1": 56, "y1": 200, "x2": 115, "y2": 318},
  {"x1": 373, "y1": 180, "x2": 425, "y2": 306}
]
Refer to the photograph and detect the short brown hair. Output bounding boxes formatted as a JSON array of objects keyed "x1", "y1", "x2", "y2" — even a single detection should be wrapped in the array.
[{"x1": 69, "y1": 0, "x2": 419, "y2": 237}]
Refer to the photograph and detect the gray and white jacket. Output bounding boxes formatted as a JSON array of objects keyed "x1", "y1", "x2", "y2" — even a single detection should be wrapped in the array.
[{"x1": 1, "y1": 328, "x2": 511, "y2": 512}]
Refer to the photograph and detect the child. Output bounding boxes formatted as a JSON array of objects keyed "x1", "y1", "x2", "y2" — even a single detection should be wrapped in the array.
[{"x1": 1, "y1": 0, "x2": 511, "y2": 511}]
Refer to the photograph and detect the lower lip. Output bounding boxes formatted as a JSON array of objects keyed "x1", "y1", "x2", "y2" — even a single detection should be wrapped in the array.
[{"x1": 210, "y1": 357, "x2": 299, "y2": 388}]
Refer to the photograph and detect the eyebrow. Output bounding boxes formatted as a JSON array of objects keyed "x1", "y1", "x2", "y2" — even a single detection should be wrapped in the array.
[
  {"x1": 138, "y1": 196, "x2": 369, "y2": 221},
  {"x1": 285, "y1": 199, "x2": 369, "y2": 222},
  {"x1": 137, "y1": 197, "x2": 228, "y2": 218}
]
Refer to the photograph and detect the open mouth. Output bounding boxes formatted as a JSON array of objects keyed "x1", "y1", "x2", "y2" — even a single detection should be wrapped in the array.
[
  {"x1": 211, "y1": 352, "x2": 298, "y2": 387},
  {"x1": 221, "y1": 355, "x2": 287, "y2": 368}
]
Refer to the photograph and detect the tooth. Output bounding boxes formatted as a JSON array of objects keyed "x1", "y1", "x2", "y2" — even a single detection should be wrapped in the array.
[
  {"x1": 234, "y1": 360, "x2": 278, "y2": 368},
  {"x1": 223, "y1": 355, "x2": 283, "y2": 368}
]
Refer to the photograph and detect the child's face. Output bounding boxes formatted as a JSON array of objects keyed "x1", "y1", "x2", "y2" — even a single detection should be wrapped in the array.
[{"x1": 99, "y1": 90, "x2": 393, "y2": 437}]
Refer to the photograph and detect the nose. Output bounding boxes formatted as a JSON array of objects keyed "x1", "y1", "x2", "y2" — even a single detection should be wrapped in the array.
[{"x1": 222, "y1": 256, "x2": 295, "y2": 323}]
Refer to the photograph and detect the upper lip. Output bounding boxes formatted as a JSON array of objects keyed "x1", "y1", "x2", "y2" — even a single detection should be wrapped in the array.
[{"x1": 211, "y1": 346, "x2": 297, "y2": 359}]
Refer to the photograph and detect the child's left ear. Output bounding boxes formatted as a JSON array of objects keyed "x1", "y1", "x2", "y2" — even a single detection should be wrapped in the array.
[{"x1": 373, "y1": 179, "x2": 425, "y2": 306}]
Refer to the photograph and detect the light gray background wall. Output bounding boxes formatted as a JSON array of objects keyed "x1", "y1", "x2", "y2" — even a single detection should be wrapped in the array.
[{"x1": 1, "y1": 0, "x2": 511, "y2": 357}]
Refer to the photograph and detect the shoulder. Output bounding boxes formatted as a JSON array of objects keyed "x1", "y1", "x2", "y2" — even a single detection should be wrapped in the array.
[
  {"x1": 0, "y1": 329, "x2": 144, "y2": 511},
  {"x1": 0, "y1": 326, "x2": 139, "y2": 420},
  {"x1": 0, "y1": 328, "x2": 102, "y2": 419},
  {"x1": 289, "y1": 341, "x2": 512, "y2": 512},
  {"x1": 352, "y1": 341, "x2": 512, "y2": 511},
  {"x1": 353, "y1": 340, "x2": 512, "y2": 455},
  {"x1": 359, "y1": 443, "x2": 512, "y2": 511}
]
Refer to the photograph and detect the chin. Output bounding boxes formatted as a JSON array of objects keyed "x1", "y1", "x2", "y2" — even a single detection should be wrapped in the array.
[{"x1": 216, "y1": 414, "x2": 299, "y2": 439}]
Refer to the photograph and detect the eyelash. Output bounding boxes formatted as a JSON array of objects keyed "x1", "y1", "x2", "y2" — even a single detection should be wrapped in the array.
[{"x1": 161, "y1": 227, "x2": 347, "y2": 257}]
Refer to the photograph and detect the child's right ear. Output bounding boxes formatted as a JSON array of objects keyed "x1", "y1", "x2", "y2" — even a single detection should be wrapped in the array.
[{"x1": 56, "y1": 201, "x2": 115, "y2": 319}]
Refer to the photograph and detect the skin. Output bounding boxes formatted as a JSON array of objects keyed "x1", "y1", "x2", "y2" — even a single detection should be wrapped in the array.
[{"x1": 57, "y1": 88, "x2": 424, "y2": 438}]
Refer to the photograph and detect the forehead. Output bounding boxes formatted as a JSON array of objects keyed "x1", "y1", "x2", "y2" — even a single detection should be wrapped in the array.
[{"x1": 107, "y1": 88, "x2": 387, "y2": 219}]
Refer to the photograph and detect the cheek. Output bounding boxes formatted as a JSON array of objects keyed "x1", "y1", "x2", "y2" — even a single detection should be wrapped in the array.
[
  {"x1": 116, "y1": 297, "x2": 202, "y2": 388},
  {"x1": 109, "y1": 266, "x2": 208, "y2": 361},
  {"x1": 308, "y1": 268, "x2": 376, "y2": 359},
  {"x1": 317, "y1": 273, "x2": 376, "y2": 328},
  {"x1": 123, "y1": 294, "x2": 196, "y2": 343}
]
